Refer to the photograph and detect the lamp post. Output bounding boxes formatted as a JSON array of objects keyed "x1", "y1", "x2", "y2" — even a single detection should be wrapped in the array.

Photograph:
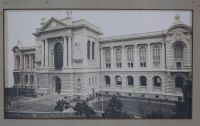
[
  {"x1": 51, "y1": 82, "x2": 54, "y2": 117},
  {"x1": 32, "y1": 91, "x2": 37, "y2": 118},
  {"x1": 16, "y1": 84, "x2": 19, "y2": 117},
  {"x1": 101, "y1": 90, "x2": 104, "y2": 112}
]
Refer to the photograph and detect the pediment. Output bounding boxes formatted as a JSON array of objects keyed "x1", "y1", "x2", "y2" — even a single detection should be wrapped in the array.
[
  {"x1": 166, "y1": 24, "x2": 192, "y2": 42},
  {"x1": 40, "y1": 17, "x2": 67, "y2": 32},
  {"x1": 166, "y1": 24, "x2": 192, "y2": 34}
]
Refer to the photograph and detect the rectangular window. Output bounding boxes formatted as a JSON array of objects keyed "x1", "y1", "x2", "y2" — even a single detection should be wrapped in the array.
[
  {"x1": 140, "y1": 62, "x2": 146, "y2": 67},
  {"x1": 176, "y1": 62, "x2": 181, "y2": 69},
  {"x1": 116, "y1": 48, "x2": 122, "y2": 68},
  {"x1": 105, "y1": 49, "x2": 111, "y2": 68}
]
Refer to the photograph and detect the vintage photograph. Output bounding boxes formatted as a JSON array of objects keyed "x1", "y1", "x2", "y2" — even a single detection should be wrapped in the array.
[{"x1": 4, "y1": 10, "x2": 192, "y2": 119}]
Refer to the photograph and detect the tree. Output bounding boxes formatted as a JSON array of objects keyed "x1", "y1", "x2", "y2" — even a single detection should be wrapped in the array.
[
  {"x1": 173, "y1": 79, "x2": 192, "y2": 118},
  {"x1": 54, "y1": 99, "x2": 70, "y2": 118},
  {"x1": 102, "y1": 96, "x2": 130, "y2": 119},
  {"x1": 73, "y1": 102, "x2": 96, "y2": 118}
]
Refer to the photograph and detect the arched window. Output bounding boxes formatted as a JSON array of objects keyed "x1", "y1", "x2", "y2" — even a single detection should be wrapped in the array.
[
  {"x1": 174, "y1": 43, "x2": 183, "y2": 59},
  {"x1": 104, "y1": 75, "x2": 110, "y2": 85},
  {"x1": 24, "y1": 75, "x2": 28, "y2": 85},
  {"x1": 140, "y1": 76, "x2": 147, "y2": 86},
  {"x1": 127, "y1": 48, "x2": 134, "y2": 68},
  {"x1": 54, "y1": 43, "x2": 63, "y2": 69},
  {"x1": 105, "y1": 49, "x2": 111, "y2": 68},
  {"x1": 30, "y1": 75, "x2": 34, "y2": 85},
  {"x1": 139, "y1": 46, "x2": 146, "y2": 67},
  {"x1": 77, "y1": 78, "x2": 81, "y2": 90},
  {"x1": 15, "y1": 55, "x2": 20, "y2": 70},
  {"x1": 175, "y1": 76, "x2": 184, "y2": 88},
  {"x1": 127, "y1": 76, "x2": 134, "y2": 86},
  {"x1": 116, "y1": 48, "x2": 122, "y2": 68},
  {"x1": 92, "y1": 42, "x2": 95, "y2": 60},
  {"x1": 87, "y1": 41, "x2": 90, "y2": 59},
  {"x1": 115, "y1": 75, "x2": 122, "y2": 85},
  {"x1": 153, "y1": 76, "x2": 161, "y2": 87},
  {"x1": 55, "y1": 77, "x2": 61, "y2": 94},
  {"x1": 14, "y1": 73, "x2": 20, "y2": 84},
  {"x1": 153, "y1": 45, "x2": 161, "y2": 68}
]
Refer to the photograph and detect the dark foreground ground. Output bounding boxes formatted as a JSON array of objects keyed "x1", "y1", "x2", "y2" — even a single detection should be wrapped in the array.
[{"x1": 5, "y1": 94, "x2": 176, "y2": 119}]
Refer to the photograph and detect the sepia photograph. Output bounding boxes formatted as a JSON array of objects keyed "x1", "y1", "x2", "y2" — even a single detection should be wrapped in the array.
[{"x1": 4, "y1": 10, "x2": 192, "y2": 119}]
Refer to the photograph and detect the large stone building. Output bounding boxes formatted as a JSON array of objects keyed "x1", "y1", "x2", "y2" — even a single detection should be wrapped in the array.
[{"x1": 12, "y1": 14, "x2": 192, "y2": 101}]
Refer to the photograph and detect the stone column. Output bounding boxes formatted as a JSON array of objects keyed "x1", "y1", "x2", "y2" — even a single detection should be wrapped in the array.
[
  {"x1": 100, "y1": 48, "x2": 104, "y2": 69},
  {"x1": 19, "y1": 55, "x2": 23, "y2": 70},
  {"x1": 51, "y1": 48, "x2": 54, "y2": 68},
  {"x1": 90, "y1": 41, "x2": 92, "y2": 60},
  {"x1": 68, "y1": 36, "x2": 72, "y2": 67},
  {"x1": 111, "y1": 47, "x2": 115, "y2": 69},
  {"x1": 134, "y1": 45, "x2": 138, "y2": 68},
  {"x1": 147, "y1": 43, "x2": 152, "y2": 69},
  {"x1": 44, "y1": 39, "x2": 48, "y2": 68},
  {"x1": 29, "y1": 54, "x2": 32, "y2": 70},
  {"x1": 41, "y1": 40, "x2": 45, "y2": 67},
  {"x1": 23, "y1": 55, "x2": 26, "y2": 70},
  {"x1": 161, "y1": 42, "x2": 165, "y2": 69},
  {"x1": 122, "y1": 46, "x2": 126, "y2": 68},
  {"x1": 63, "y1": 36, "x2": 67, "y2": 67}
]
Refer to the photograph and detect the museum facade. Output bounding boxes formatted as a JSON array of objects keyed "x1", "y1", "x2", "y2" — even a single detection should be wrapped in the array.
[{"x1": 12, "y1": 15, "x2": 192, "y2": 101}]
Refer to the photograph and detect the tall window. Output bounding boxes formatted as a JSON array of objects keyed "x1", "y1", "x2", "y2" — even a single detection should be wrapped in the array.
[
  {"x1": 55, "y1": 77, "x2": 61, "y2": 94},
  {"x1": 26, "y1": 55, "x2": 29, "y2": 70},
  {"x1": 153, "y1": 45, "x2": 161, "y2": 68},
  {"x1": 87, "y1": 41, "x2": 90, "y2": 59},
  {"x1": 77, "y1": 78, "x2": 81, "y2": 91},
  {"x1": 115, "y1": 75, "x2": 122, "y2": 85},
  {"x1": 15, "y1": 55, "x2": 20, "y2": 70},
  {"x1": 127, "y1": 76, "x2": 134, "y2": 86},
  {"x1": 140, "y1": 76, "x2": 147, "y2": 86},
  {"x1": 105, "y1": 49, "x2": 111, "y2": 68},
  {"x1": 175, "y1": 76, "x2": 184, "y2": 88},
  {"x1": 174, "y1": 43, "x2": 183, "y2": 59},
  {"x1": 30, "y1": 75, "x2": 34, "y2": 85},
  {"x1": 104, "y1": 75, "x2": 111, "y2": 85},
  {"x1": 24, "y1": 75, "x2": 28, "y2": 85},
  {"x1": 174, "y1": 43, "x2": 184, "y2": 69},
  {"x1": 153, "y1": 76, "x2": 161, "y2": 87},
  {"x1": 127, "y1": 47, "x2": 134, "y2": 68},
  {"x1": 54, "y1": 43, "x2": 63, "y2": 69},
  {"x1": 139, "y1": 46, "x2": 146, "y2": 67},
  {"x1": 14, "y1": 73, "x2": 20, "y2": 84},
  {"x1": 92, "y1": 42, "x2": 95, "y2": 60},
  {"x1": 32, "y1": 55, "x2": 35, "y2": 69},
  {"x1": 116, "y1": 48, "x2": 122, "y2": 68}
]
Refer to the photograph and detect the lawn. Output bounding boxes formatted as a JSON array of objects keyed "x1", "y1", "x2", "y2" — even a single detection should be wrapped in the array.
[{"x1": 93, "y1": 97, "x2": 176, "y2": 118}]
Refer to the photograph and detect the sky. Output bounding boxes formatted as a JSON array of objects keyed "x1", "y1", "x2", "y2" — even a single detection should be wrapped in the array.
[{"x1": 4, "y1": 10, "x2": 192, "y2": 87}]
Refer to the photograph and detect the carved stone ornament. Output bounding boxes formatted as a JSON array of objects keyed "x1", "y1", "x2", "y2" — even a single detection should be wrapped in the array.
[
  {"x1": 73, "y1": 42, "x2": 83, "y2": 61},
  {"x1": 174, "y1": 30, "x2": 182, "y2": 41}
]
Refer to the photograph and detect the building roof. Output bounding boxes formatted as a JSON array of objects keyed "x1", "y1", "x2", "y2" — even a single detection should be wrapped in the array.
[
  {"x1": 33, "y1": 17, "x2": 102, "y2": 35},
  {"x1": 100, "y1": 30, "x2": 166, "y2": 42}
]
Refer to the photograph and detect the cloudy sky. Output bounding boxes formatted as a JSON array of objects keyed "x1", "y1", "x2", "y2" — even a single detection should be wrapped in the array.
[{"x1": 4, "y1": 10, "x2": 192, "y2": 87}]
